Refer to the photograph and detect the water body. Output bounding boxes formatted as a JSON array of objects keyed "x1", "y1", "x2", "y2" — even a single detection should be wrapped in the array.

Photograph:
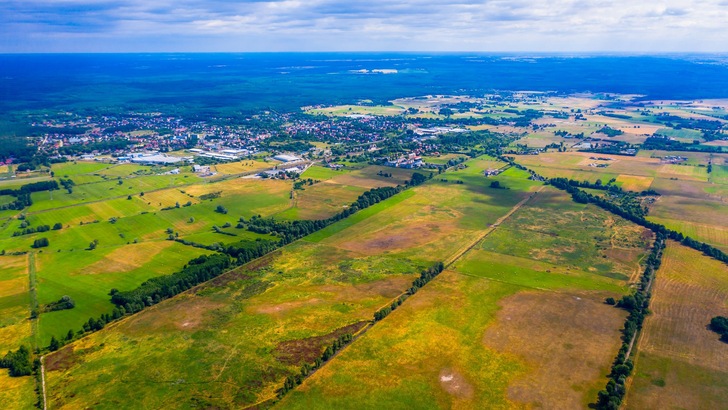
[{"x1": 1, "y1": 53, "x2": 728, "y2": 116}]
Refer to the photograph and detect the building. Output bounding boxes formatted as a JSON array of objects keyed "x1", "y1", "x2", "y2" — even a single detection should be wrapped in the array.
[{"x1": 130, "y1": 154, "x2": 183, "y2": 165}]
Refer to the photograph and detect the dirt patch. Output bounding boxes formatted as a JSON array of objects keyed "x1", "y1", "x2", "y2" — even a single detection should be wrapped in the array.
[
  {"x1": 335, "y1": 219, "x2": 457, "y2": 256},
  {"x1": 274, "y1": 321, "x2": 368, "y2": 366},
  {"x1": 438, "y1": 368, "x2": 474, "y2": 399},
  {"x1": 124, "y1": 295, "x2": 226, "y2": 333},
  {"x1": 482, "y1": 291, "x2": 626, "y2": 409},
  {"x1": 45, "y1": 345, "x2": 78, "y2": 372}
]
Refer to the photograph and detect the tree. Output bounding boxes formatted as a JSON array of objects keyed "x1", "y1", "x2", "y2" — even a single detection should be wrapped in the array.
[
  {"x1": 32, "y1": 238, "x2": 49, "y2": 248},
  {"x1": 215, "y1": 205, "x2": 228, "y2": 214},
  {"x1": 49, "y1": 336, "x2": 60, "y2": 351},
  {"x1": 489, "y1": 180, "x2": 502, "y2": 189},
  {"x1": 52, "y1": 222, "x2": 62, "y2": 230}
]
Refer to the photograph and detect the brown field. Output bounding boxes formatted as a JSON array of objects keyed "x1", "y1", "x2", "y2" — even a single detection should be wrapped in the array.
[
  {"x1": 184, "y1": 176, "x2": 290, "y2": 199},
  {"x1": 625, "y1": 242, "x2": 728, "y2": 409},
  {"x1": 482, "y1": 291, "x2": 627, "y2": 409}
]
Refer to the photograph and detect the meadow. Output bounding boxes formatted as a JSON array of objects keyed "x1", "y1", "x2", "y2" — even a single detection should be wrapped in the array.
[{"x1": 625, "y1": 242, "x2": 728, "y2": 409}]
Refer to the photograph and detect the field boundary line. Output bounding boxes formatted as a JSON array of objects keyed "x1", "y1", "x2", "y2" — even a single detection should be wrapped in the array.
[
  {"x1": 444, "y1": 185, "x2": 545, "y2": 268},
  {"x1": 41, "y1": 355, "x2": 47, "y2": 410}
]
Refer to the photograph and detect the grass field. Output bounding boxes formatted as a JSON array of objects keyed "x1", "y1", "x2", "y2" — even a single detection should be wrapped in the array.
[
  {"x1": 0, "y1": 254, "x2": 31, "y2": 352},
  {"x1": 625, "y1": 242, "x2": 728, "y2": 409},
  {"x1": 35, "y1": 241, "x2": 213, "y2": 344},
  {"x1": 278, "y1": 186, "x2": 646, "y2": 409}
]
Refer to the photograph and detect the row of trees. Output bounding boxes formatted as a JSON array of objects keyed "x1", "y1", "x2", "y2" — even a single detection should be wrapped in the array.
[
  {"x1": 13, "y1": 222, "x2": 62, "y2": 237},
  {"x1": 0, "y1": 180, "x2": 60, "y2": 197},
  {"x1": 245, "y1": 185, "x2": 407, "y2": 244},
  {"x1": 598, "y1": 235, "x2": 666, "y2": 410}
]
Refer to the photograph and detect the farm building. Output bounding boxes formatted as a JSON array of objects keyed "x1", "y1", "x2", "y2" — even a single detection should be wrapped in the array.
[{"x1": 130, "y1": 154, "x2": 183, "y2": 165}]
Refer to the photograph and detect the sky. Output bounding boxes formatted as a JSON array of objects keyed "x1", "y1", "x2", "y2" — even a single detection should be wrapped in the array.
[{"x1": 2, "y1": 0, "x2": 728, "y2": 53}]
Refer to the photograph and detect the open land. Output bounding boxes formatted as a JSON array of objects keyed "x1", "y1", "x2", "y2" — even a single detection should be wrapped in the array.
[{"x1": 2, "y1": 90, "x2": 728, "y2": 409}]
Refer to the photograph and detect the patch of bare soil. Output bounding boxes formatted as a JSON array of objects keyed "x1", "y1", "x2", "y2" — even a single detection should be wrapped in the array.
[
  {"x1": 482, "y1": 291, "x2": 626, "y2": 409},
  {"x1": 438, "y1": 368, "x2": 474, "y2": 399},
  {"x1": 274, "y1": 321, "x2": 368, "y2": 366}
]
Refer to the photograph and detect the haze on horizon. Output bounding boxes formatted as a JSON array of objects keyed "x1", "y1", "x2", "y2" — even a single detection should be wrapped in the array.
[{"x1": 2, "y1": 0, "x2": 728, "y2": 53}]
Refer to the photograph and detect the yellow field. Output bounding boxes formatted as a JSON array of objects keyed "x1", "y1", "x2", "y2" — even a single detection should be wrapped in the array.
[
  {"x1": 616, "y1": 175, "x2": 654, "y2": 192},
  {"x1": 213, "y1": 160, "x2": 271, "y2": 175}
]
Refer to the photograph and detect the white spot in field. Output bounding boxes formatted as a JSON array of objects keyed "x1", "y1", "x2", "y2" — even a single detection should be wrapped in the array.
[{"x1": 441, "y1": 374, "x2": 454, "y2": 382}]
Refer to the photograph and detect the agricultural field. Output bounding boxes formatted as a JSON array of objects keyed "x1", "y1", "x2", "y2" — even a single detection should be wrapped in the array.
[
  {"x1": 625, "y1": 242, "x2": 728, "y2": 409},
  {"x1": 0, "y1": 161, "x2": 415, "y2": 358},
  {"x1": 278, "y1": 186, "x2": 650, "y2": 409},
  {"x1": 43, "y1": 156, "x2": 548, "y2": 409},
  {"x1": 0, "y1": 254, "x2": 31, "y2": 351}
]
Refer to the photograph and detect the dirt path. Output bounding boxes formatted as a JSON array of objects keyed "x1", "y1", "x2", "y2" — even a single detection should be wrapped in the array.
[
  {"x1": 41, "y1": 355, "x2": 47, "y2": 410},
  {"x1": 444, "y1": 185, "x2": 545, "y2": 268}
]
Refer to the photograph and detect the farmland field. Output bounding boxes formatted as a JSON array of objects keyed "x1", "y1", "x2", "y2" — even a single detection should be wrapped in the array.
[
  {"x1": 43, "y1": 156, "x2": 549, "y2": 409},
  {"x1": 625, "y1": 242, "x2": 728, "y2": 409}
]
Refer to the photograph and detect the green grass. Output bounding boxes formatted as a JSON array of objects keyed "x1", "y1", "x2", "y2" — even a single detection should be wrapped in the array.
[
  {"x1": 303, "y1": 189, "x2": 416, "y2": 243},
  {"x1": 35, "y1": 241, "x2": 213, "y2": 344},
  {"x1": 301, "y1": 165, "x2": 351, "y2": 181}
]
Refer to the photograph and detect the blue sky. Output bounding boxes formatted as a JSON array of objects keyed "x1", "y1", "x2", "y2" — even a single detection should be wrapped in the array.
[{"x1": 2, "y1": 0, "x2": 728, "y2": 52}]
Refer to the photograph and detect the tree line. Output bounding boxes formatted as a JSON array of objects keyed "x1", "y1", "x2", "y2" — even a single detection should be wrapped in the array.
[
  {"x1": 0, "y1": 180, "x2": 63, "y2": 211},
  {"x1": 374, "y1": 262, "x2": 445, "y2": 322},
  {"x1": 597, "y1": 235, "x2": 666, "y2": 410}
]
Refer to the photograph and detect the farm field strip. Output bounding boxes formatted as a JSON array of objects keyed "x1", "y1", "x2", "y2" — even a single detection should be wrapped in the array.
[{"x1": 624, "y1": 241, "x2": 728, "y2": 409}]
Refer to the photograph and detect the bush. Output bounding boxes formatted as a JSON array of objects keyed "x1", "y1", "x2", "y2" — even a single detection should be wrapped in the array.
[{"x1": 31, "y1": 238, "x2": 49, "y2": 248}]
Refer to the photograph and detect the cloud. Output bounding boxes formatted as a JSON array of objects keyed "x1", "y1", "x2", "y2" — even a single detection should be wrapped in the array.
[{"x1": 1, "y1": 0, "x2": 727, "y2": 51}]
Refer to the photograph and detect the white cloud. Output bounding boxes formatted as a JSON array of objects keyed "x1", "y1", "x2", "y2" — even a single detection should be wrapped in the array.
[{"x1": 1, "y1": 0, "x2": 727, "y2": 51}]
